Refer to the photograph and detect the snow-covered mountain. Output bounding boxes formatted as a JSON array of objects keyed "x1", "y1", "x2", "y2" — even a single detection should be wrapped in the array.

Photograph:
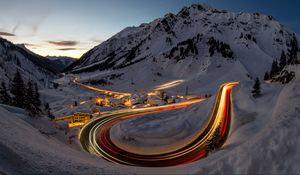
[
  {"x1": 1, "y1": 4, "x2": 300, "y2": 174},
  {"x1": 67, "y1": 4, "x2": 297, "y2": 93},
  {"x1": 46, "y1": 56, "x2": 76, "y2": 72},
  {"x1": 0, "y1": 38, "x2": 58, "y2": 86}
]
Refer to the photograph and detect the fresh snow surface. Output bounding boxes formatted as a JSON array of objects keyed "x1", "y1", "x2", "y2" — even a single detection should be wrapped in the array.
[
  {"x1": 1, "y1": 69, "x2": 300, "y2": 174},
  {"x1": 0, "y1": 106, "x2": 129, "y2": 175},
  {"x1": 110, "y1": 98, "x2": 214, "y2": 155}
]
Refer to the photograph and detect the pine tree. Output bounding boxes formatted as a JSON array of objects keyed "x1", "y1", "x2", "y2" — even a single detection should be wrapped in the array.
[
  {"x1": 206, "y1": 125, "x2": 222, "y2": 152},
  {"x1": 25, "y1": 81, "x2": 38, "y2": 117},
  {"x1": 24, "y1": 81, "x2": 33, "y2": 109},
  {"x1": 287, "y1": 33, "x2": 299, "y2": 65},
  {"x1": 264, "y1": 71, "x2": 269, "y2": 80},
  {"x1": 45, "y1": 102, "x2": 49, "y2": 111},
  {"x1": 0, "y1": 81, "x2": 11, "y2": 105},
  {"x1": 252, "y1": 77, "x2": 261, "y2": 98},
  {"x1": 270, "y1": 60, "x2": 279, "y2": 78},
  {"x1": 44, "y1": 103, "x2": 54, "y2": 120},
  {"x1": 10, "y1": 69, "x2": 26, "y2": 108},
  {"x1": 33, "y1": 83, "x2": 41, "y2": 113},
  {"x1": 275, "y1": 60, "x2": 279, "y2": 74},
  {"x1": 279, "y1": 51, "x2": 287, "y2": 70}
]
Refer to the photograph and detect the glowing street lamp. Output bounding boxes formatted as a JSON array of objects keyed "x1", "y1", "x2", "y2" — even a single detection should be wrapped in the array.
[{"x1": 96, "y1": 97, "x2": 102, "y2": 106}]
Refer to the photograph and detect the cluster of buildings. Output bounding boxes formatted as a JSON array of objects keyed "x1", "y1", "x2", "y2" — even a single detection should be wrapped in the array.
[
  {"x1": 55, "y1": 89, "x2": 195, "y2": 129},
  {"x1": 95, "y1": 90, "x2": 186, "y2": 109}
]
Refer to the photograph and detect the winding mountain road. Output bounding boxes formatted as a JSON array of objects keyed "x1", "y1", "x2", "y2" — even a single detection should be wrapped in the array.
[{"x1": 78, "y1": 82, "x2": 238, "y2": 167}]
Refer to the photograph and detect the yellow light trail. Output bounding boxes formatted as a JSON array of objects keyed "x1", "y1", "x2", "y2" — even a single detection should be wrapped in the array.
[
  {"x1": 80, "y1": 101, "x2": 87, "y2": 105},
  {"x1": 73, "y1": 78, "x2": 131, "y2": 96},
  {"x1": 154, "y1": 80, "x2": 185, "y2": 90},
  {"x1": 78, "y1": 82, "x2": 239, "y2": 167}
]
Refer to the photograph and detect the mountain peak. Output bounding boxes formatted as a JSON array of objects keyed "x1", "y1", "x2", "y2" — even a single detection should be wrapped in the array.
[
  {"x1": 187, "y1": 3, "x2": 214, "y2": 11},
  {"x1": 68, "y1": 3, "x2": 295, "y2": 80},
  {"x1": 176, "y1": 4, "x2": 211, "y2": 18}
]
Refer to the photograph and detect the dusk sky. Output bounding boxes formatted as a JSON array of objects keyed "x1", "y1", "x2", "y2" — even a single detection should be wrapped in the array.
[{"x1": 0, "y1": 0, "x2": 299, "y2": 58}]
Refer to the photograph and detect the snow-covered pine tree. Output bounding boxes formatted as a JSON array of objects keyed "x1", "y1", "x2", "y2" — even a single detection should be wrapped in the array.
[
  {"x1": 10, "y1": 69, "x2": 26, "y2": 108},
  {"x1": 252, "y1": 77, "x2": 261, "y2": 98}
]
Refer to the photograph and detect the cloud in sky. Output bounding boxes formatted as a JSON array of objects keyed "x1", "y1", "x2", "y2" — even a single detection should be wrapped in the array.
[
  {"x1": 48, "y1": 40, "x2": 78, "y2": 46},
  {"x1": 0, "y1": 32, "x2": 15, "y2": 36},
  {"x1": 90, "y1": 37, "x2": 103, "y2": 43},
  {"x1": 11, "y1": 22, "x2": 40, "y2": 37},
  {"x1": 57, "y1": 48, "x2": 80, "y2": 51},
  {"x1": 12, "y1": 23, "x2": 20, "y2": 34},
  {"x1": 1, "y1": 0, "x2": 298, "y2": 58}
]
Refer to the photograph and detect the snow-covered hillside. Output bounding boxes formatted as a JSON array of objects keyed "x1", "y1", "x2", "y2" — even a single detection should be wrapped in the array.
[
  {"x1": 0, "y1": 106, "x2": 126, "y2": 175},
  {"x1": 0, "y1": 38, "x2": 58, "y2": 86},
  {"x1": 109, "y1": 75, "x2": 300, "y2": 174},
  {"x1": 67, "y1": 4, "x2": 297, "y2": 94},
  {"x1": 1, "y1": 69, "x2": 300, "y2": 174},
  {"x1": 47, "y1": 56, "x2": 76, "y2": 72}
]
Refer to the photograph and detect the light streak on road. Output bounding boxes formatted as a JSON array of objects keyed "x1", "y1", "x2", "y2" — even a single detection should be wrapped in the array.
[
  {"x1": 73, "y1": 77, "x2": 131, "y2": 96},
  {"x1": 79, "y1": 82, "x2": 238, "y2": 167},
  {"x1": 80, "y1": 101, "x2": 87, "y2": 105},
  {"x1": 154, "y1": 80, "x2": 185, "y2": 90}
]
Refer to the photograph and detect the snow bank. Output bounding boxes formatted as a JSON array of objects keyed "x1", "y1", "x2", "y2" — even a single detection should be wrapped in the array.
[
  {"x1": 110, "y1": 98, "x2": 214, "y2": 155},
  {"x1": 110, "y1": 78, "x2": 300, "y2": 174},
  {"x1": 0, "y1": 107, "x2": 127, "y2": 175},
  {"x1": 1, "y1": 78, "x2": 300, "y2": 174}
]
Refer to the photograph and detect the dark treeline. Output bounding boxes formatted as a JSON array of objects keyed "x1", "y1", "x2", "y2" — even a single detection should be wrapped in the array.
[
  {"x1": 0, "y1": 69, "x2": 45, "y2": 117},
  {"x1": 264, "y1": 34, "x2": 298, "y2": 83},
  {"x1": 254, "y1": 34, "x2": 299, "y2": 98}
]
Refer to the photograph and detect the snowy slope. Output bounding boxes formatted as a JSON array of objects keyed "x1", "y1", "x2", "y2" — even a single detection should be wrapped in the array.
[
  {"x1": 0, "y1": 106, "x2": 129, "y2": 175},
  {"x1": 0, "y1": 38, "x2": 57, "y2": 86},
  {"x1": 109, "y1": 73, "x2": 300, "y2": 174},
  {"x1": 1, "y1": 72, "x2": 300, "y2": 174},
  {"x1": 47, "y1": 56, "x2": 76, "y2": 72},
  {"x1": 67, "y1": 4, "x2": 296, "y2": 94},
  {"x1": 110, "y1": 97, "x2": 214, "y2": 155}
]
